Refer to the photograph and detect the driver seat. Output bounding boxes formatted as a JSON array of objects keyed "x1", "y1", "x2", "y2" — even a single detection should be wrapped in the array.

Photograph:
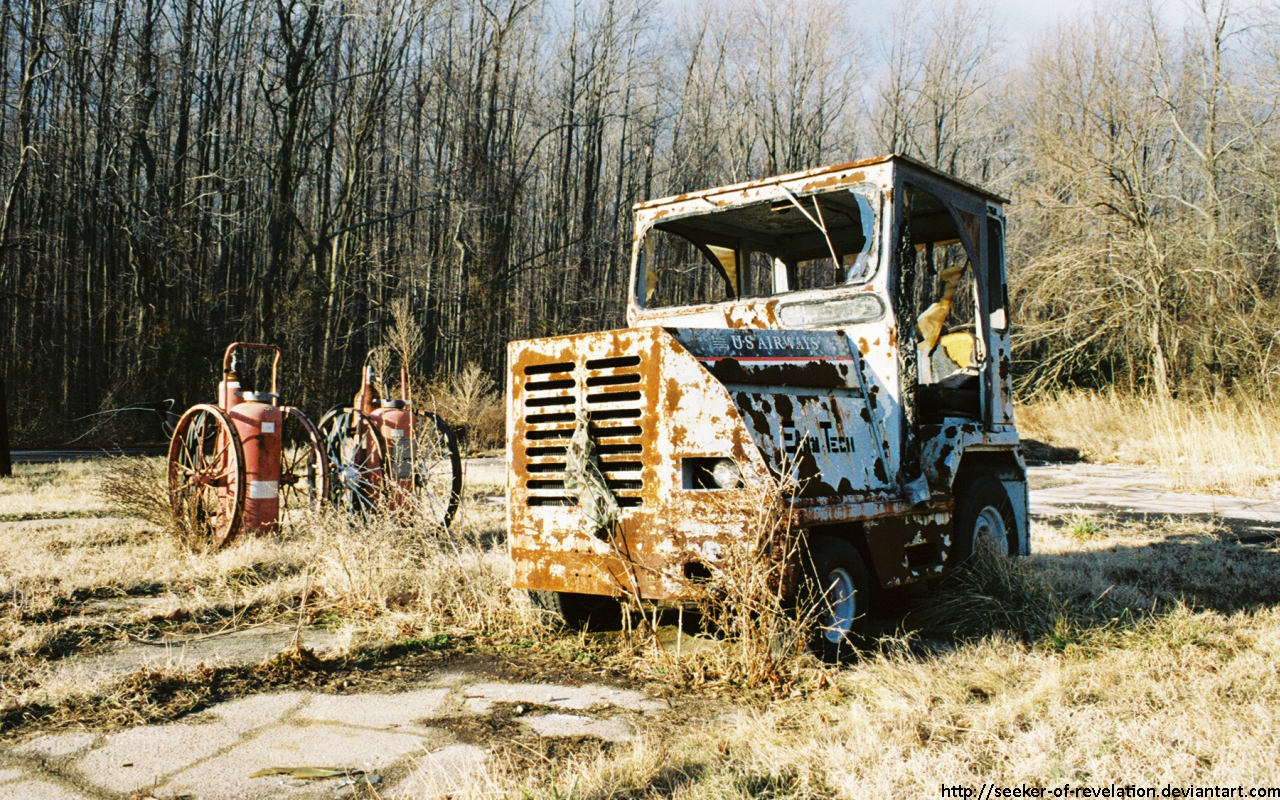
[{"x1": 918, "y1": 330, "x2": 981, "y2": 422}]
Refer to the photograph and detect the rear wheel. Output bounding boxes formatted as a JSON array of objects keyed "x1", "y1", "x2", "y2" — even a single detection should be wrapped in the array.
[
  {"x1": 406, "y1": 411, "x2": 463, "y2": 529},
  {"x1": 278, "y1": 407, "x2": 329, "y2": 527},
  {"x1": 952, "y1": 474, "x2": 1018, "y2": 562},
  {"x1": 530, "y1": 590, "x2": 623, "y2": 632},
  {"x1": 802, "y1": 536, "x2": 872, "y2": 663}
]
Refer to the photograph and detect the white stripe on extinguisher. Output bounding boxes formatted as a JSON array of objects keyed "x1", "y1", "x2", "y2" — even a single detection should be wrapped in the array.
[{"x1": 248, "y1": 481, "x2": 279, "y2": 499}]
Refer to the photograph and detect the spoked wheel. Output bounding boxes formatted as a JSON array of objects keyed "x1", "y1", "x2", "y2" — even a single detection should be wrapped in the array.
[
  {"x1": 167, "y1": 404, "x2": 246, "y2": 550},
  {"x1": 404, "y1": 411, "x2": 463, "y2": 529},
  {"x1": 318, "y1": 404, "x2": 386, "y2": 515},
  {"x1": 278, "y1": 406, "x2": 329, "y2": 527}
]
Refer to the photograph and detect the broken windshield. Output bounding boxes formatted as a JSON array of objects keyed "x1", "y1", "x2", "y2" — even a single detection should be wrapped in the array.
[{"x1": 638, "y1": 187, "x2": 879, "y2": 309}]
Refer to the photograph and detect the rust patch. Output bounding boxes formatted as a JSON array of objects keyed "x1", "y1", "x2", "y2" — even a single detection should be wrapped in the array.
[{"x1": 800, "y1": 169, "x2": 866, "y2": 192}]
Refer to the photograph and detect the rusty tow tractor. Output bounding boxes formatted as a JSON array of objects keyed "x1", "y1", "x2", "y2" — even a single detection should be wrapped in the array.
[
  {"x1": 507, "y1": 155, "x2": 1026, "y2": 660},
  {"x1": 167, "y1": 343, "x2": 329, "y2": 549},
  {"x1": 318, "y1": 352, "x2": 463, "y2": 528}
]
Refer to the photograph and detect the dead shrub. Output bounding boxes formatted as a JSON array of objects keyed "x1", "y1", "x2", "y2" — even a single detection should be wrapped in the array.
[
  {"x1": 633, "y1": 477, "x2": 824, "y2": 697},
  {"x1": 96, "y1": 457, "x2": 174, "y2": 535},
  {"x1": 422, "y1": 364, "x2": 505, "y2": 453}
]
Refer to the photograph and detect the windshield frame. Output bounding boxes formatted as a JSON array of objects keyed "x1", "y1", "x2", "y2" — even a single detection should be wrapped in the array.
[{"x1": 631, "y1": 184, "x2": 884, "y2": 315}]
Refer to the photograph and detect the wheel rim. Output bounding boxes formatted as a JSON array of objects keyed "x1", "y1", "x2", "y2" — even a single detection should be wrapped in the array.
[
  {"x1": 974, "y1": 505, "x2": 1010, "y2": 556},
  {"x1": 168, "y1": 405, "x2": 244, "y2": 549},
  {"x1": 820, "y1": 567, "x2": 858, "y2": 643},
  {"x1": 408, "y1": 411, "x2": 462, "y2": 528},
  {"x1": 319, "y1": 407, "x2": 385, "y2": 515},
  {"x1": 279, "y1": 407, "x2": 328, "y2": 527}
]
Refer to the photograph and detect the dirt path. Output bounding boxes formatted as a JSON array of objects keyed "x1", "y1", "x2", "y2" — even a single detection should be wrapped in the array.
[{"x1": 1028, "y1": 463, "x2": 1280, "y2": 542}]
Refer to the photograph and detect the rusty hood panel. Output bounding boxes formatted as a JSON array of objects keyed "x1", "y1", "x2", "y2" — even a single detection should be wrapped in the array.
[{"x1": 507, "y1": 326, "x2": 774, "y2": 601}]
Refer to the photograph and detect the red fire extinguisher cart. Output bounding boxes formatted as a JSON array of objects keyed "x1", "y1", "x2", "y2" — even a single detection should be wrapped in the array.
[
  {"x1": 167, "y1": 343, "x2": 329, "y2": 548},
  {"x1": 319, "y1": 352, "x2": 461, "y2": 528}
]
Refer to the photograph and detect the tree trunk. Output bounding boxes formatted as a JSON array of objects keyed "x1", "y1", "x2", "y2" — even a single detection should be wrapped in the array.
[{"x1": 0, "y1": 375, "x2": 11, "y2": 477}]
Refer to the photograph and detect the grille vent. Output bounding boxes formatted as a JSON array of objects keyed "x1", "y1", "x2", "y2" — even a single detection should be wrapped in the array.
[{"x1": 520, "y1": 355, "x2": 646, "y2": 508}]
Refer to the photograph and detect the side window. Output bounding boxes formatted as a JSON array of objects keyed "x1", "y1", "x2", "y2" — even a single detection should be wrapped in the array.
[
  {"x1": 643, "y1": 232, "x2": 735, "y2": 308},
  {"x1": 903, "y1": 185, "x2": 980, "y2": 385},
  {"x1": 987, "y1": 217, "x2": 1007, "y2": 331}
]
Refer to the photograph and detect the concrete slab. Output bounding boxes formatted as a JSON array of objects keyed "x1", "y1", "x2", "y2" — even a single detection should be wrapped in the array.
[
  {"x1": 11, "y1": 732, "x2": 98, "y2": 759},
  {"x1": 0, "y1": 780, "x2": 95, "y2": 800},
  {"x1": 394, "y1": 744, "x2": 489, "y2": 799},
  {"x1": 460, "y1": 682, "x2": 664, "y2": 714},
  {"x1": 73, "y1": 719, "x2": 243, "y2": 794},
  {"x1": 523, "y1": 713, "x2": 635, "y2": 742},
  {"x1": 188, "y1": 691, "x2": 307, "y2": 734},
  {"x1": 1028, "y1": 464, "x2": 1280, "y2": 525},
  {"x1": 297, "y1": 688, "x2": 449, "y2": 730},
  {"x1": 165, "y1": 723, "x2": 429, "y2": 800},
  {"x1": 36, "y1": 627, "x2": 348, "y2": 704}
]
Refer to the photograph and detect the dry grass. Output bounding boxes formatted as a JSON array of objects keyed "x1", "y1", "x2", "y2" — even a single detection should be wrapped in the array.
[
  {"x1": 0, "y1": 461, "x2": 105, "y2": 517},
  {"x1": 511, "y1": 519, "x2": 1280, "y2": 797},
  {"x1": 0, "y1": 458, "x2": 539, "y2": 726},
  {"x1": 6, "y1": 458, "x2": 1280, "y2": 792},
  {"x1": 1018, "y1": 391, "x2": 1280, "y2": 494}
]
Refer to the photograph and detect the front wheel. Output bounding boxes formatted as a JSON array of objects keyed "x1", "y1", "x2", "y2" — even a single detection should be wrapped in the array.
[
  {"x1": 802, "y1": 536, "x2": 872, "y2": 663},
  {"x1": 952, "y1": 474, "x2": 1019, "y2": 562},
  {"x1": 529, "y1": 590, "x2": 622, "y2": 632},
  {"x1": 167, "y1": 404, "x2": 246, "y2": 550}
]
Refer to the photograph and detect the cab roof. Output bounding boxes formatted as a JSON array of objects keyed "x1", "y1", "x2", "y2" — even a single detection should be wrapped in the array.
[{"x1": 633, "y1": 154, "x2": 1009, "y2": 212}]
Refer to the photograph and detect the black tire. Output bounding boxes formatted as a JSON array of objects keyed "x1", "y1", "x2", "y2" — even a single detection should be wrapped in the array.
[
  {"x1": 801, "y1": 536, "x2": 873, "y2": 663},
  {"x1": 952, "y1": 473, "x2": 1019, "y2": 563},
  {"x1": 529, "y1": 590, "x2": 623, "y2": 632}
]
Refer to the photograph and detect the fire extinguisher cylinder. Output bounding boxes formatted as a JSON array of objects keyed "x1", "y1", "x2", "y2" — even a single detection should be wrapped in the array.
[
  {"x1": 372, "y1": 399, "x2": 413, "y2": 508},
  {"x1": 232, "y1": 392, "x2": 283, "y2": 533}
]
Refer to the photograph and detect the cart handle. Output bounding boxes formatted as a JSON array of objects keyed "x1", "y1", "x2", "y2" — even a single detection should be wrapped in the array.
[{"x1": 223, "y1": 343, "x2": 283, "y2": 399}]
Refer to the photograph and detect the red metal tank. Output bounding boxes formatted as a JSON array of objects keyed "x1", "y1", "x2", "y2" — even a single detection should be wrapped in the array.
[
  {"x1": 372, "y1": 399, "x2": 413, "y2": 507},
  {"x1": 231, "y1": 392, "x2": 283, "y2": 532}
]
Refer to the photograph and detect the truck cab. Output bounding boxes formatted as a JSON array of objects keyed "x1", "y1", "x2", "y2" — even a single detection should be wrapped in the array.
[{"x1": 506, "y1": 155, "x2": 1027, "y2": 657}]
